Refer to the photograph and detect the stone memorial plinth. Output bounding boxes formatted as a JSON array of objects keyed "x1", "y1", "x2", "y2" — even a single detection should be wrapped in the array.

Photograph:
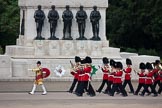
[
  {"x1": 2, "y1": 0, "x2": 122, "y2": 79},
  {"x1": 120, "y1": 52, "x2": 138, "y2": 59},
  {"x1": 0, "y1": 55, "x2": 11, "y2": 78}
]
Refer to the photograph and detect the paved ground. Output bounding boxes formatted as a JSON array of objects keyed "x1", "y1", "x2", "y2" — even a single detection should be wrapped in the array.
[
  {"x1": 0, "y1": 92, "x2": 162, "y2": 108},
  {"x1": 0, "y1": 81, "x2": 162, "y2": 108},
  {"x1": 0, "y1": 81, "x2": 138, "y2": 92}
]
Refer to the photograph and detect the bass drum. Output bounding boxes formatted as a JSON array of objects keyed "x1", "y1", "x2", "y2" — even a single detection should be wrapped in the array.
[{"x1": 42, "y1": 68, "x2": 50, "y2": 78}]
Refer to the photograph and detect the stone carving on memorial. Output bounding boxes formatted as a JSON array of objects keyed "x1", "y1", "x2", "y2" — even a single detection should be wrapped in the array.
[
  {"x1": 90, "y1": 6, "x2": 101, "y2": 41},
  {"x1": 62, "y1": 41, "x2": 74, "y2": 56},
  {"x1": 91, "y1": 42, "x2": 102, "y2": 56},
  {"x1": 48, "y1": 5, "x2": 59, "y2": 40},
  {"x1": 34, "y1": 41, "x2": 44, "y2": 56},
  {"x1": 76, "y1": 41, "x2": 87, "y2": 56},
  {"x1": 49, "y1": 41, "x2": 60, "y2": 56},
  {"x1": 62, "y1": 5, "x2": 73, "y2": 40},
  {"x1": 76, "y1": 5, "x2": 87, "y2": 40},
  {"x1": 34, "y1": 5, "x2": 45, "y2": 40}
]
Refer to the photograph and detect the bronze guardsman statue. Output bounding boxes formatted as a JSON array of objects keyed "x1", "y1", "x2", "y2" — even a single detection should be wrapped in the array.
[
  {"x1": 62, "y1": 5, "x2": 73, "y2": 40},
  {"x1": 48, "y1": 5, "x2": 59, "y2": 40},
  {"x1": 90, "y1": 6, "x2": 101, "y2": 41},
  {"x1": 34, "y1": 5, "x2": 45, "y2": 40},
  {"x1": 76, "y1": 6, "x2": 87, "y2": 40}
]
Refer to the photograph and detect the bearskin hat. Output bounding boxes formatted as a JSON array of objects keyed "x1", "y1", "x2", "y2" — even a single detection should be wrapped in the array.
[
  {"x1": 75, "y1": 56, "x2": 81, "y2": 63},
  {"x1": 139, "y1": 62, "x2": 146, "y2": 69},
  {"x1": 116, "y1": 62, "x2": 123, "y2": 69},
  {"x1": 110, "y1": 59, "x2": 116, "y2": 67},
  {"x1": 151, "y1": 62, "x2": 155, "y2": 68},
  {"x1": 155, "y1": 60, "x2": 160, "y2": 65},
  {"x1": 85, "y1": 56, "x2": 92, "y2": 64},
  {"x1": 126, "y1": 58, "x2": 132, "y2": 65},
  {"x1": 102, "y1": 57, "x2": 109, "y2": 64},
  {"x1": 37, "y1": 61, "x2": 41, "y2": 64},
  {"x1": 146, "y1": 62, "x2": 153, "y2": 70},
  {"x1": 81, "y1": 59, "x2": 86, "y2": 64}
]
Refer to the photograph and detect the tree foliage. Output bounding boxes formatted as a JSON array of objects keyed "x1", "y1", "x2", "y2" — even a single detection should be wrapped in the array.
[
  {"x1": 106, "y1": 0, "x2": 162, "y2": 56},
  {"x1": 0, "y1": 0, "x2": 19, "y2": 53}
]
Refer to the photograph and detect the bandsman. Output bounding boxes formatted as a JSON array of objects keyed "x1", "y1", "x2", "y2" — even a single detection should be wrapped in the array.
[
  {"x1": 96, "y1": 57, "x2": 109, "y2": 93},
  {"x1": 68, "y1": 56, "x2": 81, "y2": 93},
  {"x1": 123, "y1": 58, "x2": 134, "y2": 93},
  {"x1": 140, "y1": 62, "x2": 158, "y2": 97},
  {"x1": 134, "y1": 62, "x2": 146, "y2": 95},
  {"x1": 109, "y1": 62, "x2": 128, "y2": 97}
]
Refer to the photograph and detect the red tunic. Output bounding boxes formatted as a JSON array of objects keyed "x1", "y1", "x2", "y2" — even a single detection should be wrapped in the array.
[
  {"x1": 102, "y1": 66, "x2": 109, "y2": 80},
  {"x1": 137, "y1": 71, "x2": 145, "y2": 84},
  {"x1": 71, "y1": 71, "x2": 78, "y2": 79},
  {"x1": 145, "y1": 71, "x2": 154, "y2": 84},
  {"x1": 152, "y1": 69, "x2": 160, "y2": 81},
  {"x1": 113, "y1": 70, "x2": 123, "y2": 84},
  {"x1": 108, "y1": 68, "x2": 115, "y2": 81},
  {"x1": 124, "y1": 67, "x2": 132, "y2": 80},
  {"x1": 70, "y1": 65, "x2": 80, "y2": 79},
  {"x1": 159, "y1": 71, "x2": 162, "y2": 81},
  {"x1": 83, "y1": 66, "x2": 92, "y2": 81},
  {"x1": 108, "y1": 74, "x2": 114, "y2": 81},
  {"x1": 77, "y1": 69, "x2": 84, "y2": 81}
]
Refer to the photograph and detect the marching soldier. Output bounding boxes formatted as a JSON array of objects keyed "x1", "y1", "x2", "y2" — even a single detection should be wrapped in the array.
[
  {"x1": 109, "y1": 62, "x2": 128, "y2": 97},
  {"x1": 68, "y1": 56, "x2": 81, "y2": 93},
  {"x1": 96, "y1": 57, "x2": 109, "y2": 93},
  {"x1": 75, "y1": 56, "x2": 96, "y2": 97},
  {"x1": 123, "y1": 58, "x2": 134, "y2": 93},
  {"x1": 158, "y1": 68, "x2": 162, "y2": 94},
  {"x1": 152, "y1": 60, "x2": 161, "y2": 93},
  {"x1": 84, "y1": 56, "x2": 96, "y2": 97},
  {"x1": 134, "y1": 62, "x2": 147, "y2": 95},
  {"x1": 75, "y1": 59, "x2": 86, "y2": 96},
  {"x1": 29, "y1": 61, "x2": 47, "y2": 95},
  {"x1": 106, "y1": 59, "x2": 116, "y2": 94},
  {"x1": 140, "y1": 62, "x2": 158, "y2": 97}
]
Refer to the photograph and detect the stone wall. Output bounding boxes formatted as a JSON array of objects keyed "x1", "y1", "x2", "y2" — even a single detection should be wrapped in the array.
[{"x1": 0, "y1": 55, "x2": 12, "y2": 78}]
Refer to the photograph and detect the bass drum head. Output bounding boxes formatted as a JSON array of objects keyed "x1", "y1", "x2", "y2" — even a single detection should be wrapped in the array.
[{"x1": 42, "y1": 68, "x2": 50, "y2": 78}]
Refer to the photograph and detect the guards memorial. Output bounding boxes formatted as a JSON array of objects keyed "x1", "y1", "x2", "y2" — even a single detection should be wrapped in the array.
[{"x1": 0, "y1": 0, "x2": 160, "y2": 80}]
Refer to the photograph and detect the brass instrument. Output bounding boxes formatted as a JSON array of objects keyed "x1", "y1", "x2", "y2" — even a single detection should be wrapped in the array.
[
  {"x1": 157, "y1": 64, "x2": 162, "y2": 74},
  {"x1": 133, "y1": 69, "x2": 143, "y2": 74},
  {"x1": 99, "y1": 65, "x2": 109, "y2": 71},
  {"x1": 158, "y1": 64, "x2": 162, "y2": 70},
  {"x1": 109, "y1": 67, "x2": 116, "y2": 74},
  {"x1": 70, "y1": 60, "x2": 74, "y2": 68},
  {"x1": 104, "y1": 65, "x2": 109, "y2": 71},
  {"x1": 133, "y1": 69, "x2": 138, "y2": 74}
]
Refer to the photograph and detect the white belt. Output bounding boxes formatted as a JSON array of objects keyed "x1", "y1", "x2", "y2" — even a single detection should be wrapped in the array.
[
  {"x1": 85, "y1": 73, "x2": 90, "y2": 76},
  {"x1": 79, "y1": 74, "x2": 85, "y2": 76},
  {"x1": 146, "y1": 77, "x2": 152, "y2": 79},
  {"x1": 139, "y1": 77, "x2": 146, "y2": 79},
  {"x1": 114, "y1": 76, "x2": 122, "y2": 78},
  {"x1": 79, "y1": 73, "x2": 90, "y2": 76},
  {"x1": 109, "y1": 75, "x2": 114, "y2": 77}
]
